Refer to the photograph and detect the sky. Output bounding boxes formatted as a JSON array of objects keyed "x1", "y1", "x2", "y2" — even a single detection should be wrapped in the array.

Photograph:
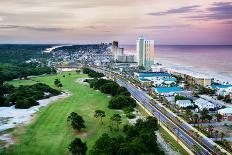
[{"x1": 0, "y1": 0, "x2": 232, "y2": 45}]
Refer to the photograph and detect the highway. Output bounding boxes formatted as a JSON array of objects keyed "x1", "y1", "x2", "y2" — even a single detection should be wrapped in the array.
[
  {"x1": 92, "y1": 67, "x2": 229, "y2": 155},
  {"x1": 116, "y1": 78, "x2": 212, "y2": 155}
]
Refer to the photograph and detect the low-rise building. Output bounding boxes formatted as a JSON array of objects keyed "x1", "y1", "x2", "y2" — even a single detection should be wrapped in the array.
[
  {"x1": 199, "y1": 95, "x2": 225, "y2": 109},
  {"x1": 165, "y1": 68, "x2": 212, "y2": 87},
  {"x1": 153, "y1": 86, "x2": 183, "y2": 96},
  {"x1": 218, "y1": 108, "x2": 232, "y2": 122},
  {"x1": 176, "y1": 100, "x2": 193, "y2": 108},
  {"x1": 194, "y1": 98, "x2": 215, "y2": 110},
  {"x1": 134, "y1": 72, "x2": 172, "y2": 81}
]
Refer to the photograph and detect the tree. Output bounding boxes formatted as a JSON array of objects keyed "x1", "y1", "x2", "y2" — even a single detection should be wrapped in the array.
[
  {"x1": 214, "y1": 130, "x2": 219, "y2": 141},
  {"x1": 215, "y1": 113, "x2": 222, "y2": 122},
  {"x1": 94, "y1": 110, "x2": 106, "y2": 125},
  {"x1": 108, "y1": 95, "x2": 136, "y2": 109},
  {"x1": 185, "y1": 109, "x2": 193, "y2": 123},
  {"x1": 193, "y1": 114, "x2": 199, "y2": 127},
  {"x1": 206, "y1": 114, "x2": 213, "y2": 123},
  {"x1": 110, "y1": 114, "x2": 122, "y2": 130},
  {"x1": 67, "y1": 112, "x2": 86, "y2": 131},
  {"x1": 54, "y1": 79, "x2": 60, "y2": 86},
  {"x1": 57, "y1": 83, "x2": 63, "y2": 88},
  {"x1": 200, "y1": 108, "x2": 209, "y2": 123},
  {"x1": 68, "y1": 138, "x2": 87, "y2": 155},
  {"x1": 220, "y1": 132, "x2": 225, "y2": 141},
  {"x1": 208, "y1": 125, "x2": 214, "y2": 137}
]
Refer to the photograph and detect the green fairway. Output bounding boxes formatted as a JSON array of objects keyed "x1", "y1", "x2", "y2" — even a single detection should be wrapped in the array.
[{"x1": 3, "y1": 72, "x2": 128, "y2": 155}]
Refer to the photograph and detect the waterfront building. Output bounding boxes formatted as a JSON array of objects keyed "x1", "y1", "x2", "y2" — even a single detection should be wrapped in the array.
[
  {"x1": 136, "y1": 37, "x2": 155, "y2": 69},
  {"x1": 112, "y1": 41, "x2": 119, "y2": 61},
  {"x1": 125, "y1": 55, "x2": 135, "y2": 63},
  {"x1": 164, "y1": 68, "x2": 212, "y2": 87}
]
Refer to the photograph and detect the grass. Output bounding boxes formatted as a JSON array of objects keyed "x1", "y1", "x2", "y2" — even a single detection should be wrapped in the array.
[
  {"x1": 159, "y1": 127, "x2": 189, "y2": 155},
  {"x1": 2, "y1": 72, "x2": 128, "y2": 155}
]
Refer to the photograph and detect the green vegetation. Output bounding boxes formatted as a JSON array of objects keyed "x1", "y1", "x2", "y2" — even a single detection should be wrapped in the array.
[
  {"x1": 68, "y1": 138, "x2": 87, "y2": 155},
  {"x1": 2, "y1": 72, "x2": 128, "y2": 154},
  {"x1": 159, "y1": 127, "x2": 189, "y2": 155},
  {"x1": 90, "y1": 117, "x2": 164, "y2": 155},
  {"x1": 175, "y1": 95, "x2": 188, "y2": 102},
  {"x1": 218, "y1": 95, "x2": 231, "y2": 103},
  {"x1": 67, "y1": 112, "x2": 86, "y2": 131},
  {"x1": 54, "y1": 78, "x2": 63, "y2": 88},
  {"x1": 0, "y1": 83, "x2": 60, "y2": 108},
  {"x1": 82, "y1": 67, "x2": 104, "y2": 78},
  {"x1": 0, "y1": 44, "x2": 51, "y2": 64},
  {"x1": 94, "y1": 110, "x2": 106, "y2": 125},
  {"x1": 198, "y1": 86, "x2": 215, "y2": 95},
  {"x1": 0, "y1": 62, "x2": 56, "y2": 84},
  {"x1": 87, "y1": 77, "x2": 135, "y2": 110}
]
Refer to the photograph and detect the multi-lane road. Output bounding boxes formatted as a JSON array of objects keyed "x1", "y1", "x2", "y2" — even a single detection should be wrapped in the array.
[
  {"x1": 116, "y1": 79, "x2": 212, "y2": 155},
  {"x1": 92, "y1": 67, "x2": 229, "y2": 155}
]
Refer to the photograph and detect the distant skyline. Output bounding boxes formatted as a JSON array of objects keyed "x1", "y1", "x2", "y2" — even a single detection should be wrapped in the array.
[{"x1": 0, "y1": 0, "x2": 232, "y2": 45}]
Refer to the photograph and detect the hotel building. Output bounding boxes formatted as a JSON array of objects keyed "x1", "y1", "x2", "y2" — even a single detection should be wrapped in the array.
[{"x1": 136, "y1": 37, "x2": 155, "y2": 69}]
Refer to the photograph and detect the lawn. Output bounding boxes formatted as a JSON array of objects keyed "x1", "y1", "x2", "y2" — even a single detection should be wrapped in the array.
[{"x1": 2, "y1": 72, "x2": 128, "y2": 155}]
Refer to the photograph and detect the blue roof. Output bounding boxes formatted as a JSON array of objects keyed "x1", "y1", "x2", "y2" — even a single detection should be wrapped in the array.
[
  {"x1": 139, "y1": 78, "x2": 151, "y2": 82},
  {"x1": 211, "y1": 85, "x2": 232, "y2": 89},
  {"x1": 138, "y1": 72, "x2": 171, "y2": 78},
  {"x1": 154, "y1": 86, "x2": 182, "y2": 93},
  {"x1": 161, "y1": 77, "x2": 177, "y2": 81}
]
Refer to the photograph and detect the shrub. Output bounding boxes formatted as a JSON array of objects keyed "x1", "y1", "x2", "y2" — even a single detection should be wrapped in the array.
[
  {"x1": 126, "y1": 113, "x2": 136, "y2": 119},
  {"x1": 123, "y1": 106, "x2": 134, "y2": 114}
]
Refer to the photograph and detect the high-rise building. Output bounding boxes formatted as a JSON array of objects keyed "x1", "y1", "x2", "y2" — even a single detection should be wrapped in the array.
[
  {"x1": 126, "y1": 55, "x2": 135, "y2": 63},
  {"x1": 112, "y1": 41, "x2": 119, "y2": 61},
  {"x1": 136, "y1": 37, "x2": 155, "y2": 69}
]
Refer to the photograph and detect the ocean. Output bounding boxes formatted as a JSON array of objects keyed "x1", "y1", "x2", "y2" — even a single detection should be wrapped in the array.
[{"x1": 122, "y1": 45, "x2": 232, "y2": 84}]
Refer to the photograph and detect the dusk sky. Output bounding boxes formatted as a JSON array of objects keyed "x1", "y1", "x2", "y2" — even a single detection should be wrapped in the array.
[{"x1": 0, "y1": 0, "x2": 232, "y2": 45}]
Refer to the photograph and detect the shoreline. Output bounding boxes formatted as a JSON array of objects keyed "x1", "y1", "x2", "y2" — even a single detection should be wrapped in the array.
[{"x1": 156, "y1": 60, "x2": 232, "y2": 85}]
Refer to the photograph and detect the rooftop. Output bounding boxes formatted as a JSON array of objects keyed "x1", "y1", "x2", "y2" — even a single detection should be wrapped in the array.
[
  {"x1": 139, "y1": 78, "x2": 151, "y2": 82},
  {"x1": 137, "y1": 72, "x2": 171, "y2": 77},
  {"x1": 218, "y1": 108, "x2": 232, "y2": 114},
  {"x1": 161, "y1": 77, "x2": 177, "y2": 82},
  {"x1": 211, "y1": 84, "x2": 232, "y2": 89},
  {"x1": 154, "y1": 86, "x2": 182, "y2": 93}
]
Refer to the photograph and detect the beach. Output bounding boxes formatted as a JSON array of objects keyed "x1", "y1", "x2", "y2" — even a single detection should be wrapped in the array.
[{"x1": 123, "y1": 45, "x2": 232, "y2": 84}]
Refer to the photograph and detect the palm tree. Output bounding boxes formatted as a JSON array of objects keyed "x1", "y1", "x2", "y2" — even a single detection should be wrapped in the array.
[
  {"x1": 176, "y1": 105, "x2": 181, "y2": 116},
  {"x1": 214, "y1": 130, "x2": 219, "y2": 141},
  {"x1": 94, "y1": 110, "x2": 106, "y2": 125},
  {"x1": 208, "y1": 125, "x2": 214, "y2": 137},
  {"x1": 193, "y1": 114, "x2": 199, "y2": 127},
  {"x1": 110, "y1": 114, "x2": 122, "y2": 130},
  {"x1": 220, "y1": 132, "x2": 225, "y2": 141},
  {"x1": 215, "y1": 113, "x2": 222, "y2": 122}
]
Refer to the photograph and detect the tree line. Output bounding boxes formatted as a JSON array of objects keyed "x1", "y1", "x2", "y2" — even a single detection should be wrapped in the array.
[
  {"x1": 67, "y1": 111, "x2": 163, "y2": 155},
  {"x1": 0, "y1": 44, "x2": 51, "y2": 64},
  {"x1": 0, "y1": 83, "x2": 61, "y2": 108},
  {"x1": 0, "y1": 62, "x2": 56, "y2": 84},
  {"x1": 86, "y1": 78, "x2": 136, "y2": 118},
  {"x1": 90, "y1": 116, "x2": 164, "y2": 155},
  {"x1": 82, "y1": 68, "x2": 104, "y2": 78}
]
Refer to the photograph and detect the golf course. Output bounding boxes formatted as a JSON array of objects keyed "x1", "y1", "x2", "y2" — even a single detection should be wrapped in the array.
[{"x1": 2, "y1": 72, "x2": 128, "y2": 154}]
